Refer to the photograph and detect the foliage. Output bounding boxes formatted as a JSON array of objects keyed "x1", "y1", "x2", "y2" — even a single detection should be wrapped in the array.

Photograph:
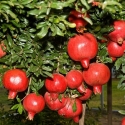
[{"x1": 0, "y1": 0, "x2": 125, "y2": 123}]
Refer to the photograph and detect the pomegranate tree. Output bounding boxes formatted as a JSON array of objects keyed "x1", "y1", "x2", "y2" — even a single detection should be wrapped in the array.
[
  {"x1": 0, "y1": 0, "x2": 125, "y2": 125},
  {"x1": 23, "y1": 93, "x2": 45, "y2": 120},
  {"x1": 67, "y1": 33, "x2": 98, "y2": 68},
  {"x1": 2, "y1": 69, "x2": 29, "y2": 99}
]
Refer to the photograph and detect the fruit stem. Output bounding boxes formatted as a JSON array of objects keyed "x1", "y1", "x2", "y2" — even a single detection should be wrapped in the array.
[{"x1": 26, "y1": 77, "x2": 32, "y2": 95}]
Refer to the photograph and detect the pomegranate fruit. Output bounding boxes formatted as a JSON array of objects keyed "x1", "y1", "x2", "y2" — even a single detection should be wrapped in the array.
[
  {"x1": 69, "y1": 10, "x2": 84, "y2": 19},
  {"x1": 44, "y1": 92, "x2": 67, "y2": 111},
  {"x1": 45, "y1": 73, "x2": 67, "y2": 93},
  {"x1": 66, "y1": 70, "x2": 83, "y2": 89},
  {"x1": 121, "y1": 117, "x2": 125, "y2": 125},
  {"x1": 83, "y1": 63, "x2": 110, "y2": 86},
  {"x1": 23, "y1": 93, "x2": 45, "y2": 120},
  {"x1": 93, "y1": 85, "x2": 102, "y2": 95},
  {"x1": 73, "y1": 19, "x2": 87, "y2": 33},
  {"x1": 107, "y1": 41, "x2": 124, "y2": 58},
  {"x1": 67, "y1": 33, "x2": 98, "y2": 68},
  {"x1": 0, "y1": 43, "x2": 6, "y2": 58},
  {"x1": 58, "y1": 97, "x2": 82, "y2": 118},
  {"x1": 78, "y1": 86, "x2": 93, "y2": 101},
  {"x1": 2, "y1": 69, "x2": 29, "y2": 99},
  {"x1": 108, "y1": 20, "x2": 125, "y2": 44}
]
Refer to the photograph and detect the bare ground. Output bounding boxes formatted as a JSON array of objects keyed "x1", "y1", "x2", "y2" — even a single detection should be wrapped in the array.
[
  {"x1": 85, "y1": 109, "x2": 123, "y2": 125},
  {"x1": 98, "y1": 111, "x2": 123, "y2": 125}
]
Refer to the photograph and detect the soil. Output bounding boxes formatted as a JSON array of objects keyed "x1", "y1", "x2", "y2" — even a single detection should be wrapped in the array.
[
  {"x1": 85, "y1": 109, "x2": 123, "y2": 125},
  {"x1": 98, "y1": 111, "x2": 123, "y2": 125}
]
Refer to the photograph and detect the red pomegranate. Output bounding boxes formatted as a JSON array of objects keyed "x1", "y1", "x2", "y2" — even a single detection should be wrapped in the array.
[
  {"x1": 45, "y1": 73, "x2": 67, "y2": 93},
  {"x1": 93, "y1": 85, "x2": 102, "y2": 95},
  {"x1": 2, "y1": 69, "x2": 29, "y2": 99},
  {"x1": 73, "y1": 19, "x2": 87, "y2": 33},
  {"x1": 69, "y1": 10, "x2": 84, "y2": 19},
  {"x1": 23, "y1": 93, "x2": 45, "y2": 120},
  {"x1": 108, "y1": 20, "x2": 125, "y2": 44},
  {"x1": 44, "y1": 92, "x2": 67, "y2": 111},
  {"x1": 78, "y1": 86, "x2": 93, "y2": 101},
  {"x1": 58, "y1": 98, "x2": 82, "y2": 118},
  {"x1": 66, "y1": 70, "x2": 83, "y2": 89},
  {"x1": 121, "y1": 117, "x2": 125, "y2": 125},
  {"x1": 83, "y1": 63, "x2": 110, "y2": 86},
  {"x1": 0, "y1": 43, "x2": 6, "y2": 58},
  {"x1": 67, "y1": 33, "x2": 98, "y2": 68},
  {"x1": 107, "y1": 41, "x2": 124, "y2": 58}
]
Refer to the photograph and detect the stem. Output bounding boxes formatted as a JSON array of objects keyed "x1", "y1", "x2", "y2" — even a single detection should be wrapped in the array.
[
  {"x1": 20, "y1": 77, "x2": 32, "y2": 102},
  {"x1": 26, "y1": 77, "x2": 32, "y2": 95}
]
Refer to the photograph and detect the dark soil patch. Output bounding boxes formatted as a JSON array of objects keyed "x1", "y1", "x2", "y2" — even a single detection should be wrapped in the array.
[{"x1": 85, "y1": 109, "x2": 123, "y2": 125}]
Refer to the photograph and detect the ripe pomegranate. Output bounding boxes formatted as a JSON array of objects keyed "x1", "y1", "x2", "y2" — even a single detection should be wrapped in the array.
[
  {"x1": 78, "y1": 86, "x2": 93, "y2": 101},
  {"x1": 2, "y1": 69, "x2": 29, "y2": 99},
  {"x1": 121, "y1": 117, "x2": 125, "y2": 125},
  {"x1": 44, "y1": 92, "x2": 67, "y2": 111},
  {"x1": 107, "y1": 41, "x2": 124, "y2": 58},
  {"x1": 83, "y1": 63, "x2": 110, "y2": 86},
  {"x1": 58, "y1": 98, "x2": 82, "y2": 118},
  {"x1": 66, "y1": 70, "x2": 83, "y2": 89},
  {"x1": 108, "y1": 20, "x2": 125, "y2": 44},
  {"x1": 23, "y1": 93, "x2": 45, "y2": 120},
  {"x1": 73, "y1": 19, "x2": 87, "y2": 33},
  {"x1": 67, "y1": 33, "x2": 98, "y2": 68},
  {"x1": 69, "y1": 10, "x2": 84, "y2": 19},
  {"x1": 0, "y1": 43, "x2": 6, "y2": 58},
  {"x1": 93, "y1": 85, "x2": 102, "y2": 95},
  {"x1": 45, "y1": 73, "x2": 67, "y2": 93}
]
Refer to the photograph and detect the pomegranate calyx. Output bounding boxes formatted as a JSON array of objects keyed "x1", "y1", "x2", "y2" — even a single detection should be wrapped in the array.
[
  {"x1": 8, "y1": 91, "x2": 17, "y2": 99},
  {"x1": 27, "y1": 112, "x2": 35, "y2": 121},
  {"x1": 117, "y1": 37, "x2": 123, "y2": 45},
  {"x1": 80, "y1": 59, "x2": 90, "y2": 68},
  {"x1": 77, "y1": 83, "x2": 86, "y2": 94}
]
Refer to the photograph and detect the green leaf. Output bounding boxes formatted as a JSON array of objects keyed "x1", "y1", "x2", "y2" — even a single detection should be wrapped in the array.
[
  {"x1": 118, "y1": 110, "x2": 125, "y2": 115},
  {"x1": 37, "y1": 22, "x2": 46, "y2": 29},
  {"x1": 115, "y1": 57, "x2": 123, "y2": 70},
  {"x1": 18, "y1": 104, "x2": 24, "y2": 114},
  {"x1": 11, "y1": 104, "x2": 18, "y2": 110},
  {"x1": 80, "y1": 0, "x2": 90, "y2": 10},
  {"x1": 72, "y1": 100, "x2": 77, "y2": 112},
  {"x1": 56, "y1": 26, "x2": 64, "y2": 36},
  {"x1": 37, "y1": 25, "x2": 48, "y2": 38},
  {"x1": 42, "y1": 71, "x2": 53, "y2": 78},
  {"x1": 21, "y1": 0, "x2": 33, "y2": 5}
]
